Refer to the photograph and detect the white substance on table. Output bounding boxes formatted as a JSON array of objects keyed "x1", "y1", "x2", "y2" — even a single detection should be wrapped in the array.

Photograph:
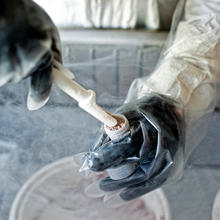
[{"x1": 9, "y1": 157, "x2": 168, "y2": 220}]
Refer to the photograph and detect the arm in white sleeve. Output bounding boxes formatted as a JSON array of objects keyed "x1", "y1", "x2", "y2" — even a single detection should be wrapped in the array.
[{"x1": 126, "y1": 0, "x2": 220, "y2": 159}]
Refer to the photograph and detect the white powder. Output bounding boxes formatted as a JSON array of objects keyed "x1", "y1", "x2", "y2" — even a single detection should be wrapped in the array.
[{"x1": 11, "y1": 158, "x2": 156, "y2": 220}]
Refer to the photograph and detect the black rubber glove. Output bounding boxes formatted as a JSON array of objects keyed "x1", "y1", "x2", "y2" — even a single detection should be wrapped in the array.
[
  {"x1": 0, "y1": 0, "x2": 62, "y2": 110},
  {"x1": 88, "y1": 95, "x2": 184, "y2": 201}
]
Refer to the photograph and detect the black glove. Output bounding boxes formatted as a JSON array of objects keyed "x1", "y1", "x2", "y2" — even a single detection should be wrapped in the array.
[
  {"x1": 87, "y1": 95, "x2": 184, "y2": 201},
  {"x1": 0, "y1": 0, "x2": 62, "y2": 110}
]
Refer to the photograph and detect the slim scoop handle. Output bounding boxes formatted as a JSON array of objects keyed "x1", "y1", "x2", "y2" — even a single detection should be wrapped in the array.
[{"x1": 52, "y1": 65, "x2": 118, "y2": 127}]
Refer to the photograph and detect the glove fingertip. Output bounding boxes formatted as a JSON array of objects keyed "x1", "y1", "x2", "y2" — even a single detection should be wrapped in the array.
[
  {"x1": 27, "y1": 90, "x2": 50, "y2": 111},
  {"x1": 27, "y1": 63, "x2": 52, "y2": 111}
]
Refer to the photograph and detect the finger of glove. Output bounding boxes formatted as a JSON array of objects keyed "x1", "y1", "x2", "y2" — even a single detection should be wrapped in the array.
[
  {"x1": 140, "y1": 101, "x2": 180, "y2": 146},
  {"x1": 99, "y1": 168, "x2": 146, "y2": 192},
  {"x1": 119, "y1": 181, "x2": 161, "y2": 201},
  {"x1": 138, "y1": 120, "x2": 157, "y2": 160},
  {"x1": 118, "y1": 173, "x2": 165, "y2": 201},
  {"x1": 147, "y1": 148, "x2": 173, "y2": 179},
  {"x1": 89, "y1": 140, "x2": 132, "y2": 171},
  {"x1": 120, "y1": 159, "x2": 173, "y2": 201},
  {"x1": 101, "y1": 178, "x2": 163, "y2": 208},
  {"x1": 27, "y1": 61, "x2": 52, "y2": 111},
  {"x1": 101, "y1": 179, "x2": 163, "y2": 207}
]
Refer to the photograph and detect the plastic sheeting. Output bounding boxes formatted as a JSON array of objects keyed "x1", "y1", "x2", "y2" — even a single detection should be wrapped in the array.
[
  {"x1": 34, "y1": 0, "x2": 179, "y2": 29},
  {"x1": 34, "y1": 0, "x2": 138, "y2": 29}
]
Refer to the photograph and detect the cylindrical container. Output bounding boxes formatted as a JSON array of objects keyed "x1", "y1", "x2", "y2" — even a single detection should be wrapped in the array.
[
  {"x1": 104, "y1": 114, "x2": 136, "y2": 180},
  {"x1": 9, "y1": 157, "x2": 171, "y2": 220},
  {"x1": 104, "y1": 115, "x2": 130, "y2": 141}
]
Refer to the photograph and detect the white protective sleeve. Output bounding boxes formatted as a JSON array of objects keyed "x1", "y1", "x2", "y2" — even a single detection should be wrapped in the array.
[{"x1": 126, "y1": 0, "x2": 220, "y2": 159}]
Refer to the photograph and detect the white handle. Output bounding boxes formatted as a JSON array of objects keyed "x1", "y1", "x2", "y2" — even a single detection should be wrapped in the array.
[{"x1": 52, "y1": 67, "x2": 118, "y2": 127}]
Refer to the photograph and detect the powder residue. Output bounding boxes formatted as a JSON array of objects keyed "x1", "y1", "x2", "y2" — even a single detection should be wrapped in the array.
[{"x1": 18, "y1": 162, "x2": 156, "y2": 220}]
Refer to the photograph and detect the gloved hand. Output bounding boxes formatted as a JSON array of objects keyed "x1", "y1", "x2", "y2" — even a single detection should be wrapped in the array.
[
  {"x1": 0, "y1": 0, "x2": 62, "y2": 110},
  {"x1": 87, "y1": 95, "x2": 185, "y2": 201}
]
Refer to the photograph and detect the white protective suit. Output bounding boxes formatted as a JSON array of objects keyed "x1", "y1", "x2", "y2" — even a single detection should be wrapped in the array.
[
  {"x1": 127, "y1": 0, "x2": 220, "y2": 160},
  {"x1": 76, "y1": 0, "x2": 220, "y2": 204}
]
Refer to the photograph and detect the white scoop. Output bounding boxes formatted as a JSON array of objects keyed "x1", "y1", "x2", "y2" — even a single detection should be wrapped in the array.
[
  {"x1": 52, "y1": 64, "x2": 118, "y2": 128},
  {"x1": 53, "y1": 63, "x2": 133, "y2": 180}
]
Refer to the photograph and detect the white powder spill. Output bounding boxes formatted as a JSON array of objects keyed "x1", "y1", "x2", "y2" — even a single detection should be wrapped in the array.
[{"x1": 9, "y1": 157, "x2": 167, "y2": 220}]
